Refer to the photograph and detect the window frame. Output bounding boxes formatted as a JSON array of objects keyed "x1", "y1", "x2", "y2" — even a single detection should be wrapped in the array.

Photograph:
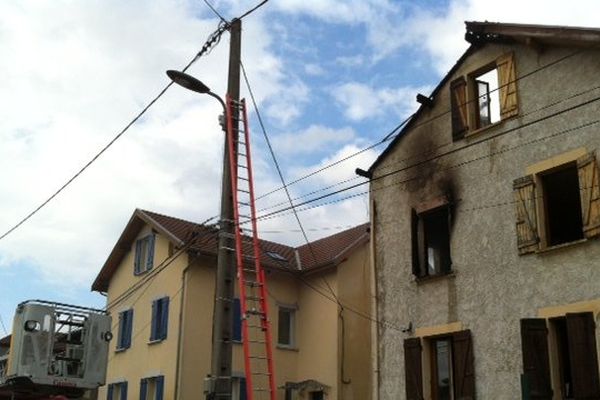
[
  {"x1": 134, "y1": 234, "x2": 155, "y2": 276},
  {"x1": 116, "y1": 309, "x2": 133, "y2": 351},
  {"x1": 277, "y1": 305, "x2": 297, "y2": 349},
  {"x1": 107, "y1": 381, "x2": 128, "y2": 400},
  {"x1": 411, "y1": 200, "x2": 453, "y2": 280},
  {"x1": 450, "y1": 52, "x2": 518, "y2": 140},
  {"x1": 149, "y1": 297, "x2": 169, "y2": 343},
  {"x1": 140, "y1": 375, "x2": 164, "y2": 400}
]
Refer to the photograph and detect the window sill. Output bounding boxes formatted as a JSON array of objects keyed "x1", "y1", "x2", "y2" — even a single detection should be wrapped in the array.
[
  {"x1": 115, "y1": 347, "x2": 129, "y2": 353},
  {"x1": 232, "y1": 340, "x2": 242, "y2": 345},
  {"x1": 276, "y1": 344, "x2": 298, "y2": 352},
  {"x1": 147, "y1": 338, "x2": 165, "y2": 345},
  {"x1": 414, "y1": 272, "x2": 456, "y2": 285},
  {"x1": 536, "y1": 238, "x2": 588, "y2": 254},
  {"x1": 465, "y1": 120, "x2": 503, "y2": 138}
]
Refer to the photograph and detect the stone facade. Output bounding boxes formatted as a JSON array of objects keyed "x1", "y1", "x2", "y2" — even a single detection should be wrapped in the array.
[{"x1": 370, "y1": 24, "x2": 600, "y2": 399}]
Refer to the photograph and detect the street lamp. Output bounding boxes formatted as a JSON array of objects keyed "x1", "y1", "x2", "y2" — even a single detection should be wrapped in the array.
[{"x1": 166, "y1": 69, "x2": 236, "y2": 399}]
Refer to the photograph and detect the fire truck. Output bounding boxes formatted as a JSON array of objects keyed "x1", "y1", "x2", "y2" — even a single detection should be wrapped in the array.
[{"x1": 0, "y1": 300, "x2": 112, "y2": 400}]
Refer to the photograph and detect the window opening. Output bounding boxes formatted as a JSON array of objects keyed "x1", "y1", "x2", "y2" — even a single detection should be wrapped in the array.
[
  {"x1": 266, "y1": 251, "x2": 287, "y2": 263},
  {"x1": 541, "y1": 162, "x2": 584, "y2": 246},
  {"x1": 552, "y1": 317, "x2": 574, "y2": 398},
  {"x1": 277, "y1": 307, "x2": 295, "y2": 347},
  {"x1": 432, "y1": 338, "x2": 453, "y2": 400},
  {"x1": 413, "y1": 206, "x2": 451, "y2": 277},
  {"x1": 474, "y1": 68, "x2": 500, "y2": 128},
  {"x1": 310, "y1": 391, "x2": 324, "y2": 400}
]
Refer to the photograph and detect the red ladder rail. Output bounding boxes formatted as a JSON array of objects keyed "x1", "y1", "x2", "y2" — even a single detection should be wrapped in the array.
[{"x1": 225, "y1": 95, "x2": 276, "y2": 400}]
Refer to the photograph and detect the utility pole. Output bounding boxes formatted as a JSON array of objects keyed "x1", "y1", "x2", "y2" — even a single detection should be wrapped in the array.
[{"x1": 207, "y1": 18, "x2": 241, "y2": 400}]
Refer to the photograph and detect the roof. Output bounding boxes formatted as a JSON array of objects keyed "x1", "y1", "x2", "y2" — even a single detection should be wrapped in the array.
[
  {"x1": 92, "y1": 209, "x2": 370, "y2": 292},
  {"x1": 367, "y1": 21, "x2": 600, "y2": 173}
]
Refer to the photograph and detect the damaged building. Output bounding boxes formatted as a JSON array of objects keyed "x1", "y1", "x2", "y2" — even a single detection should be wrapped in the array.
[{"x1": 365, "y1": 22, "x2": 600, "y2": 399}]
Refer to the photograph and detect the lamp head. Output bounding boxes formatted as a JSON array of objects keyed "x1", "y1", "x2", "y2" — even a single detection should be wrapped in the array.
[{"x1": 166, "y1": 70, "x2": 211, "y2": 94}]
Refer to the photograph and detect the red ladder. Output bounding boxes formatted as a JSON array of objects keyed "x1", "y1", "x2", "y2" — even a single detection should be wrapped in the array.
[{"x1": 225, "y1": 96, "x2": 276, "y2": 400}]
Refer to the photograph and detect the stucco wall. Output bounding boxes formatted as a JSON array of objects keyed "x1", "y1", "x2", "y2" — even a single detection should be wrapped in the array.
[
  {"x1": 371, "y1": 43, "x2": 600, "y2": 399},
  {"x1": 100, "y1": 226, "x2": 188, "y2": 400}
]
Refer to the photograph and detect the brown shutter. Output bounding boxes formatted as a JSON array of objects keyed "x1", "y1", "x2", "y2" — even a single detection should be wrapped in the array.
[
  {"x1": 404, "y1": 337, "x2": 423, "y2": 400},
  {"x1": 497, "y1": 52, "x2": 519, "y2": 119},
  {"x1": 451, "y1": 77, "x2": 468, "y2": 140},
  {"x1": 577, "y1": 152, "x2": 600, "y2": 239},
  {"x1": 566, "y1": 312, "x2": 600, "y2": 399},
  {"x1": 452, "y1": 330, "x2": 475, "y2": 400},
  {"x1": 520, "y1": 319, "x2": 553, "y2": 400},
  {"x1": 513, "y1": 176, "x2": 540, "y2": 254}
]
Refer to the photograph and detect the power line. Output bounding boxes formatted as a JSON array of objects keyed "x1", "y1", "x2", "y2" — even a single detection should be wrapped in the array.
[
  {"x1": 203, "y1": 0, "x2": 228, "y2": 23},
  {"x1": 0, "y1": 313, "x2": 8, "y2": 336},
  {"x1": 253, "y1": 50, "x2": 581, "y2": 204},
  {"x1": 252, "y1": 94, "x2": 600, "y2": 223},
  {"x1": 239, "y1": 0, "x2": 270, "y2": 20},
  {"x1": 0, "y1": 24, "x2": 229, "y2": 243},
  {"x1": 241, "y1": 59, "x2": 340, "y2": 302}
]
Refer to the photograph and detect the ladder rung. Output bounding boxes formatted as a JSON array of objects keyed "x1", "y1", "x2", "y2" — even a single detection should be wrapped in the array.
[
  {"x1": 245, "y1": 295, "x2": 262, "y2": 301},
  {"x1": 238, "y1": 189, "x2": 250, "y2": 194},
  {"x1": 221, "y1": 246, "x2": 236, "y2": 252},
  {"x1": 245, "y1": 310, "x2": 265, "y2": 316},
  {"x1": 248, "y1": 339, "x2": 266, "y2": 344},
  {"x1": 247, "y1": 324, "x2": 265, "y2": 329},
  {"x1": 238, "y1": 165, "x2": 248, "y2": 169},
  {"x1": 238, "y1": 201, "x2": 250, "y2": 206},
  {"x1": 243, "y1": 280, "x2": 262, "y2": 287},
  {"x1": 253, "y1": 388, "x2": 272, "y2": 392},
  {"x1": 252, "y1": 372, "x2": 271, "y2": 376},
  {"x1": 238, "y1": 176, "x2": 249, "y2": 181},
  {"x1": 249, "y1": 356, "x2": 268, "y2": 360},
  {"x1": 238, "y1": 152, "x2": 247, "y2": 158}
]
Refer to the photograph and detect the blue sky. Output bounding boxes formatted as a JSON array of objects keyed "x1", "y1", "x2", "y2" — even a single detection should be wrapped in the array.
[{"x1": 1, "y1": 0, "x2": 598, "y2": 334}]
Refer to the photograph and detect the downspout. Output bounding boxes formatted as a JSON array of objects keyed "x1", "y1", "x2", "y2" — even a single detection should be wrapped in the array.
[
  {"x1": 175, "y1": 260, "x2": 192, "y2": 400},
  {"x1": 370, "y1": 199, "x2": 381, "y2": 400}
]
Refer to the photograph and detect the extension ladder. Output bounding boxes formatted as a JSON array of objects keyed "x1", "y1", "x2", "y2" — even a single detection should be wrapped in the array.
[{"x1": 225, "y1": 96, "x2": 276, "y2": 400}]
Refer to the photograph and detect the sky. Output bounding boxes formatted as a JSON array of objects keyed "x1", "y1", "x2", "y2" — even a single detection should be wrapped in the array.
[{"x1": 0, "y1": 0, "x2": 599, "y2": 333}]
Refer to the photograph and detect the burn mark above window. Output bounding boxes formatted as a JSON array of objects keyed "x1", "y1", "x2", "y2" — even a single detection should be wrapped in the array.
[{"x1": 412, "y1": 205, "x2": 452, "y2": 279}]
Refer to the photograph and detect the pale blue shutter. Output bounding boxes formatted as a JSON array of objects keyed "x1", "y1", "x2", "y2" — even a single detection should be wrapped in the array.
[
  {"x1": 120, "y1": 382, "x2": 128, "y2": 400},
  {"x1": 134, "y1": 240, "x2": 142, "y2": 275},
  {"x1": 139, "y1": 379, "x2": 147, "y2": 400},
  {"x1": 146, "y1": 235, "x2": 155, "y2": 270},
  {"x1": 150, "y1": 300, "x2": 158, "y2": 341},
  {"x1": 160, "y1": 297, "x2": 169, "y2": 340},
  {"x1": 117, "y1": 313, "x2": 125, "y2": 349},
  {"x1": 156, "y1": 376, "x2": 164, "y2": 400},
  {"x1": 107, "y1": 384, "x2": 114, "y2": 400},
  {"x1": 125, "y1": 310, "x2": 133, "y2": 349}
]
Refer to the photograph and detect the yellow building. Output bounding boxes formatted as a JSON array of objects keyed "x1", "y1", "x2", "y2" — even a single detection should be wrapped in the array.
[{"x1": 92, "y1": 209, "x2": 373, "y2": 400}]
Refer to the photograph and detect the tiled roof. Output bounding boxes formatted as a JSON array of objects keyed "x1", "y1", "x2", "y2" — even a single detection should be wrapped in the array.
[{"x1": 91, "y1": 209, "x2": 369, "y2": 292}]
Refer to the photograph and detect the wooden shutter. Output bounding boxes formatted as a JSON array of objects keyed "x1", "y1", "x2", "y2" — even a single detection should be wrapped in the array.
[
  {"x1": 139, "y1": 379, "x2": 147, "y2": 400},
  {"x1": 156, "y1": 376, "x2": 165, "y2": 400},
  {"x1": 497, "y1": 52, "x2": 519, "y2": 119},
  {"x1": 124, "y1": 310, "x2": 133, "y2": 349},
  {"x1": 520, "y1": 319, "x2": 552, "y2": 400},
  {"x1": 134, "y1": 240, "x2": 142, "y2": 275},
  {"x1": 566, "y1": 312, "x2": 600, "y2": 399},
  {"x1": 120, "y1": 382, "x2": 128, "y2": 400},
  {"x1": 452, "y1": 330, "x2": 475, "y2": 400},
  {"x1": 160, "y1": 297, "x2": 169, "y2": 340},
  {"x1": 107, "y1": 384, "x2": 114, "y2": 400},
  {"x1": 513, "y1": 176, "x2": 539, "y2": 255},
  {"x1": 150, "y1": 300, "x2": 158, "y2": 341},
  {"x1": 146, "y1": 235, "x2": 155, "y2": 270},
  {"x1": 577, "y1": 152, "x2": 600, "y2": 238},
  {"x1": 451, "y1": 77, "x2": 469, "y2": 140},
  {"x1": 404, "y1": 337, "x2": 423, "y2": 400}
]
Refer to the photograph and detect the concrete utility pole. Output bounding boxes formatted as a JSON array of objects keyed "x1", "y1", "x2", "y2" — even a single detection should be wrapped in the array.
[{"x1": 208, "y1": 18, "x2": 241, "y2": 400}]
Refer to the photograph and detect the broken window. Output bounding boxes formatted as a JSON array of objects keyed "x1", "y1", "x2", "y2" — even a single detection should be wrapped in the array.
[
  {"x1": 277, "y1": 306, "x2": 295, "y2": 348},
  {"x1": 412, "y1": 205, "x2": 452, "y2": 278},
  {"x1": 450, "y1": 52, "x2": 518, "y2": 139},
  {"x1": 513, "y1": 151, "x2": 600, "y2": 254},
  {"x1": 474, "y1": 68, "x2": 500, "y2": 128},
  {"x1": 540, "y1": 163, "x2": 584, "y2": 246}
]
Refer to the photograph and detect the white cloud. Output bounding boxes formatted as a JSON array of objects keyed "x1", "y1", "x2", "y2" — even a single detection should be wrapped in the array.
[
  {"x1": 406, "y1": 0, "x2": 600, "y2": 74},
  {"x1": 0, "y1": 0, "x2": 295, "y2": 290},
  {"x1": 304, "y1": 63, "x2": 326, "y2": 76},
  {"x1": 332, "y1": 82, "x2": 431, "y2": 121},
  {"x1": 272, "y1": 125, "x2": 356, "y2": 156}
]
